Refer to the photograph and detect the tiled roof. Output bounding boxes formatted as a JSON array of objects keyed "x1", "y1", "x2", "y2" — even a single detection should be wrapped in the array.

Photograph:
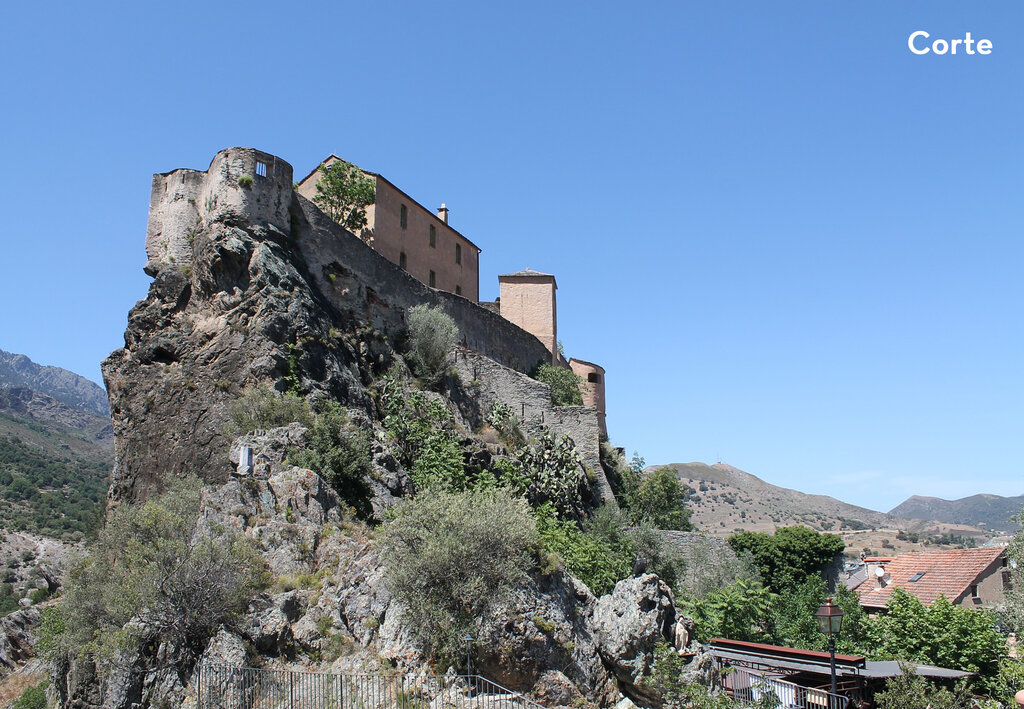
[{"x1": 857, "y1": 547, "x2": 1004, "y2": 608}]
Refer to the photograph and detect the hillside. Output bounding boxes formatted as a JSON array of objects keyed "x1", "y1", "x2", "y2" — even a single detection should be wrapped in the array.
[
  {"x1": 662, "y1": 462, "x2": 897, "y2": 533},
  {"x1": 890, "y1": 493, "x2": 1024, "y2": 534},
  {"x1": 659, "y1": 462, "x2": 990, "y2": 557},
  {"x1": 0, "y1": 350, "x2": 108, "y2": 416},
  {"x1": 0, "y1": 378, "x2": 113, "y2": 540}
]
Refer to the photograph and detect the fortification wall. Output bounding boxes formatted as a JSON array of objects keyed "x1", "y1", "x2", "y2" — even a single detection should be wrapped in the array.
[
  {"x1": 293, "y1": 193, "x2": 552, "y2": 375},
  {"x1": 452, "y1": 348, "x2": 614, "y2": 505},
  {"x1": 145, "y1": 147, "x2": 551, "y2": 376}
]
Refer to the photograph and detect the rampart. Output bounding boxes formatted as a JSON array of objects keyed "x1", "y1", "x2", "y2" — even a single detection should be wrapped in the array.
[
  {"x1": 452, "y1": 348, "x2": 614, "y2": 505},
  {"x1": 146, "y1": 147, "x2": 552, "y2": 376}
]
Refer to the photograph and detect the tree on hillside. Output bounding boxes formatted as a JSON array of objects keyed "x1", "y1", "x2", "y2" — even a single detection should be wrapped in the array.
[
  {"x1": 313, "y1": 159, "x2": 376, "y2": 237},
  {"x1": 626, "y1": 466, "x2": 693, "y2": 531},
  {"x1": 728, "y1": 526, "x2": 844, "y2": 593}
]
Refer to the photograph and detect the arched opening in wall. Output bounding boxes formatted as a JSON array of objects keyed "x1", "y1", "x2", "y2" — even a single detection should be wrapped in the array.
[
  {"x1": 587, "y1": 373, "x2": 601, "y2": 383},
  {"x1": 399, "y1": 252, "x2": 407, "y2": 270}
]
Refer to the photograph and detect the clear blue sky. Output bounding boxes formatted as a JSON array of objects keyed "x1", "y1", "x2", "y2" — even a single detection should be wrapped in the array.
[{"x1": 1, "y1": 1, "x2": 1021, "y2": 513}]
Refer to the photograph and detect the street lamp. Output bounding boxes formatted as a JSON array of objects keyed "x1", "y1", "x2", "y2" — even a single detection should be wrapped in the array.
[{"x1": 815, "y1": 597, "x2": 845, "y2": 696}]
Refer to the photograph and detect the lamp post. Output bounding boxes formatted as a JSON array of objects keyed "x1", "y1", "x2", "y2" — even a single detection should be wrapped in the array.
[{"x1": 815, "y1": 597, "x2": 845, "y2": 697}]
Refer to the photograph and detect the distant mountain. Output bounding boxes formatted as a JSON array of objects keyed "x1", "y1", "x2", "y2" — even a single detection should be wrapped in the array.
[
  {"x1": 889, "y1": 494, "x2": 1024, "y2": 534},
  {"x1": 659, "y1": 462, "x2": 901, "y2": 534},
  {"x1": 0, "y1": 353, "x2": 112, "y2": 541},
  {"x1": 0, "y1": 348, "x2": 108, "y2": 416}
]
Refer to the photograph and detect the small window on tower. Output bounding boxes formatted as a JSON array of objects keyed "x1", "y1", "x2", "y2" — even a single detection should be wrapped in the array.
[
  {"x1": 400, "y1": 205, "x2": 408, "y2": 229},
  {"x1": 455, "y1": 285, "x2": 462, "y2": 296},
  {"x1": 455, "y1": 244, "x2": 462, "y2": 264},
  {"x1": 256, "y1": 161, "x2": 267, "y2": 178},
  {"x1": 429, "y1": 225, "x2": 436, "y2": 248},
  {"x1": 588, "y1": 372, "x2": 601, "y2": 383},
  {"x1": 429, "y1": 270, "x2": 436, "y2": 287},
  {"x1": 399, "y1": 252, "x2": 407, "y2": 270}
]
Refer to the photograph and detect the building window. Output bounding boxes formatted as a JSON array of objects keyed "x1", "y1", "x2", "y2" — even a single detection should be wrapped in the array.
[
  {"x1": 588, "y1": 372, "x2": 601, "y2": 383},
  {"x1": 455, "y1": 285, "x2": 462, "y2": 296},
  {"x1": 255, "y1": 161, "x2": 267, "y2": 177},
  {"x1": 909, "y1": 572, "x2": 925, "y2": 582},
  {"x1": 429, "y1": 225, "x2": 436, "y2": 248},
  {"x1": 429, "y1": 270, "x2": 436, "y2": 287},
  {"x1": 455, "y1": 244, "x2": 461, "y2": 264},
  {"x1": 400, "y1": 204, "x2": 408, "y2": 229},
  {"x1": 399, "y1": 252, "x2": 407, "y2": 270},
  {"x1": 971, "y1": 584, "x2": 979, "y2": 598}
]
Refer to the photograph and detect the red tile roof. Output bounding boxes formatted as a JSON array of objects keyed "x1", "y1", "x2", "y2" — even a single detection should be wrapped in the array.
[{"x1": 857, "y1": 547, "x2": 1005, "y2": 608}]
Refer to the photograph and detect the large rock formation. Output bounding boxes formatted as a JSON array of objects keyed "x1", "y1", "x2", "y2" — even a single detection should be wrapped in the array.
[
  {"x1": 65, "y1": 147, "x2": 690, "y2": 708},
  {"x1": 102, "y1": 147, "x2": 558, "y2": 506},
  {"x1": 594, "y1": 575, "x2": 695, "y2": 704}
]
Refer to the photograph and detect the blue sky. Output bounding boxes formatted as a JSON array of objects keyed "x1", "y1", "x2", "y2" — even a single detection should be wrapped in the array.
[{"x1": 1, "y1": 1, "x2": 1021, "y2": 512}]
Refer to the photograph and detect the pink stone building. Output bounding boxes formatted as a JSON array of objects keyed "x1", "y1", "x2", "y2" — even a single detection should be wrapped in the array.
[{"x1": 297, "y1": 156, "x2": 481, "y2": 301}]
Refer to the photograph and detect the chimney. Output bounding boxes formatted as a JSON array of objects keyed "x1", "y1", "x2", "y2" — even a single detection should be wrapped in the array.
[{"x1": 437, "y1": 203, "x2": 449, "y2": 224}]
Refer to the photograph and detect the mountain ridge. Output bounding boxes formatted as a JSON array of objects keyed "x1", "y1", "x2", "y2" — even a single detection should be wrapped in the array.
[
  {"x1": 0, "y1": 349, "x2": 108, "y2": 416},
  {"x1": 889, "y1": 493, "x2": 1024, "y2": 534}
]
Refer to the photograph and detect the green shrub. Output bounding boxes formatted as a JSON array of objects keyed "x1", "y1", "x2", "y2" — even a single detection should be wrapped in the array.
[
  {"x1": 504, "y1": 430, "x2": 585, "y2": 519},
  {"x1": 378, "y1": 488, "x2": 537, "y2": 664},
  {"x1": 532, "y1": 364, "x2": 583, "y2": 406},
  {"x1": 237, "y1": 175, "x2": 254, "y2": 188},
  {"x1": 29, "y1": 586, "x2": 49, "y2": 604},
  {"x1": 485, "y1": 403, "x2": 525, "y2": 449},
  {"x1": 228, "y1": 385, "x2": 312, "y2": 435},
  {"x1": 291, "y1": 402, "x2": 374, "y2": 518},
  {"x1": 10, "y1": 681, "x2": 48, "y2": 709},
  {"x1": 625, "y1": 466, "x2": 693, "y2": 531},
  {"x1": 405, "y1": 305, "x2": 459, "y2": 386},
  {"x1": 873, "y1": 665, "x2": 968, "y2": 709},
  {"x1": 380, "y1": 379, "x2": 471, "y2": 492},
  {"x1": 40, "y1": 476, "x2": 269, "y2": 664},
  {"x1": 535, "y1": 504, "x2": 632, "y2": 596}
]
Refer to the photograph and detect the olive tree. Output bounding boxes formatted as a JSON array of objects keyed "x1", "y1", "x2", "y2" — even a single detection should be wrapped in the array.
[
  {"x1": 377, "y1": 488, "x2": 537, "y2": 664},
  {"x1": 41, "y1": 476, "x2": 268, "y2": 665}
]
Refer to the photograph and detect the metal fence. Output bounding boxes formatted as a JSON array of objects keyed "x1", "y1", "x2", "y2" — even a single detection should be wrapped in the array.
[
  {"x1": 191, "y1": 664, "x2": 546, "y2": 709},
  {"x1": 723, "y1": 667, "x2": 847, "y2": 709}
]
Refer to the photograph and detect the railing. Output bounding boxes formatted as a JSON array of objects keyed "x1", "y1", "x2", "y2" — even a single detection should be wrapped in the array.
[
  {"x1": 191, "y1": 664, "x2": 546, "y2": 709},
  {"x1": 723, "y1": 667, "x2": 847, "y2": 709}
]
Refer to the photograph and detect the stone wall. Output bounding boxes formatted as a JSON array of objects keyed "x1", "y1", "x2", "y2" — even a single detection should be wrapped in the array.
[
  {"x1": 146, "y1": 148, "x2": 293, "y2": 277},
  {"x1": 293, "y1": 192, "x2": 551, "y2": 375},
  {"x1": 452, "y1": 348, "x2": 614, "y2": 505}
]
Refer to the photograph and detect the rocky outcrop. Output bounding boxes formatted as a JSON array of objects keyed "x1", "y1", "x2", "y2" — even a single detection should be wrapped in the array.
[
  {"x1": 104, "y1": 147, "x2": 551, "y2": 507},
  {"x1": 0, "y1": 608, "x2": 41, "y2": 675},
  {"x1": 594, "y1": 574, "x2": 695, "y2": 703}
]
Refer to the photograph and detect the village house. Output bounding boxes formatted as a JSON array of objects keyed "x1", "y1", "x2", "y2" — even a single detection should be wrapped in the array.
[{"x1": 851, "y1": 547, "x2": 1009, "y2": 612}]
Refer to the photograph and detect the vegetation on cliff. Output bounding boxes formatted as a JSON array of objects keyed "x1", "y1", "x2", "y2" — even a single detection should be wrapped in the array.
[
  {"x1": 378, "y1": 487, "x2": 537, "y2": 664},
  {"x1": 39, "y1": 476, "x2": 268, "y2": 665}
]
